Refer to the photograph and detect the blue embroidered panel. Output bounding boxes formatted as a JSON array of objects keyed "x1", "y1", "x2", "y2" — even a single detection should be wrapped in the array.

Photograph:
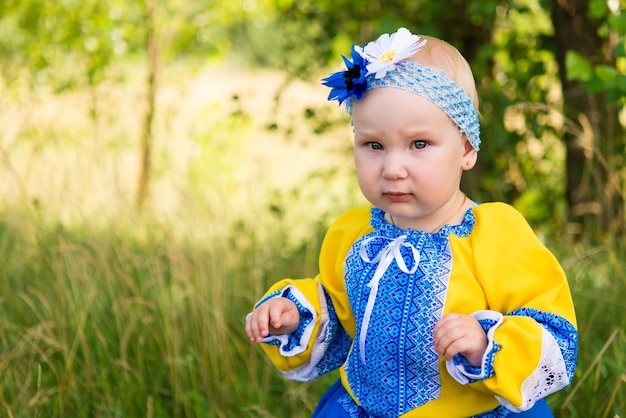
[{"x1": 342, "y1": 207, "x2": 474, "y2": 417}]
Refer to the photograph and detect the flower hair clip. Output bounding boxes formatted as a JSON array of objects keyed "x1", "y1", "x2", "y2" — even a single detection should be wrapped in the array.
[
  {"x1": 322, "y1": 27, "x2": 426, "y2": 108},
  {"x1": 357, "y1": 27, "x2": 427, "y2": 79},
  {"x1": 322, "y1": 45, "x2": 369, "y2": 107},
  {"x1": 322, "y1": 27, "x2": 482, "y2": 151}
]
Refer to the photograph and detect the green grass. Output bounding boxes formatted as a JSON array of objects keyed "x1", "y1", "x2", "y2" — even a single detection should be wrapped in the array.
[
  {"x1": 0, "y1": 211, "x2": 333, "y2": 417},
  {"x1": 0, "y1": 210, "x2": 624, "y2": 417},
  {"x1": 550, "y1": 242, "x2": 626, "y2": 417},
  {"x1": 0, "y1": 58, "x2": 358, "y2": 417}
]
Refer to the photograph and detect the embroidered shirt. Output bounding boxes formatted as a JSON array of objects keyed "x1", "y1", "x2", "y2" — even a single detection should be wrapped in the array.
[{"x1": 255, "y1": 203, "x2": 578, "y2": 417}]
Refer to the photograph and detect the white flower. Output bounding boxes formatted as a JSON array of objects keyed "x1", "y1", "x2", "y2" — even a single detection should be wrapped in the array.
[{"x1": 357, "y1": 27, "x2": 427, "y2": 79}]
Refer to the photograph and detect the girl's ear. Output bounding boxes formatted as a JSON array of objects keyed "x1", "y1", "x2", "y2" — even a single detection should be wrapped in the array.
[{"x1": 461, "y1": 139, "x2": 478, "y2": 171}]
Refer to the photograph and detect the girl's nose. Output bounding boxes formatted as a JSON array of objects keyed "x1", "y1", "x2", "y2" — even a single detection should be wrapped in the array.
[{"x1": 382, "y1": 153, "x2": 409, "y2": 180}]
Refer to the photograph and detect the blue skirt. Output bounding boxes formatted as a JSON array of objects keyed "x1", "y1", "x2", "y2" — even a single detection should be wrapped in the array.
[{"x1": 312, "y1": 380, "x2": 554, "y2": 418}]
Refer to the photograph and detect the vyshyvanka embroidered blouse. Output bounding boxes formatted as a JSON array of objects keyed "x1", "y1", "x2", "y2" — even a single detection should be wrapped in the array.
[{"x1": 255, "y1": 203, "x2": 578, "y2": 417}]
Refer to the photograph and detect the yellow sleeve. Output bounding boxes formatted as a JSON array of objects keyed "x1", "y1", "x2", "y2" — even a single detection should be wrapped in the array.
[
  {"x1": 465, "y1": 203, "x2": 577, "y2": 408},
  {"x1": 256, "y1": 206, "x2": 373, "y2": 373}
]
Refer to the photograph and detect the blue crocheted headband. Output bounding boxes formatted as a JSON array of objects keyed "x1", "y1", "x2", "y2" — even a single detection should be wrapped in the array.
[{"x1": 322, "y1": 28, "x2": 481, "y2": 151}]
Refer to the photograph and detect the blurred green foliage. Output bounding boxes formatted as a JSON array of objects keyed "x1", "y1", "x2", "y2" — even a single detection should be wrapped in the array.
[
  {"x1": 0, "y1": 0, "x2": 625, "y2": 239},
  {"x1": 566, "y1": 4, "x2": 626, "y2": 104}
]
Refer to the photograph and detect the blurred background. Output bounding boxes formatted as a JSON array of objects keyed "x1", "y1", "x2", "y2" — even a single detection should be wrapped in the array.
[{"x1": 0, "y1": 0, "x2": 624, "y2": 416}]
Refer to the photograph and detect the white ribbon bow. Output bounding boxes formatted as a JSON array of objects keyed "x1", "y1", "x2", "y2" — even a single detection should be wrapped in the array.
[{"x1": 358, "y1": 235, "x2": 420, "y2": 363}]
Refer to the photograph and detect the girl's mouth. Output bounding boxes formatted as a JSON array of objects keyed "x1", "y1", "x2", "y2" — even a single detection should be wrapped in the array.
[{"x1": 384, "y1": 192, "x2": 411, "y2": 202}]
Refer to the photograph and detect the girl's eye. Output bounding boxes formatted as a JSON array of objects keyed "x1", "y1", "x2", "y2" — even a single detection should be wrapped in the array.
[
  {"x1": 412, "y1": 140, "x2": 427, "y2": 150},
  {"x1": 368, "y1": 142, "x2": 383, "y2": 150}
]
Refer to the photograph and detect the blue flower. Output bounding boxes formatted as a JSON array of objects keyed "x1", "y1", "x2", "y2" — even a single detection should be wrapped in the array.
[{"x1": 322, "y1": 45, "x2": 369, "y2": 107}]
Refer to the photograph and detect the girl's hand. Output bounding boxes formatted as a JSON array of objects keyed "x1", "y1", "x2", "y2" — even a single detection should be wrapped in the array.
[
  {"x1": 245, "y1": 297, "x2": 300, "y2": 343},
  {"x1": 433, "y1": 313, "x2": 488, "y2": 367}
]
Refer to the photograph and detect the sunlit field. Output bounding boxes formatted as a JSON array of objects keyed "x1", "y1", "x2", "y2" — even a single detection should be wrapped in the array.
[{"x1": 0, "y1": 60, "x2": 624, "y2": 417}]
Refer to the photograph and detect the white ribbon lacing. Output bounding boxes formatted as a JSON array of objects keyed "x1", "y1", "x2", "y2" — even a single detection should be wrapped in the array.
[{"x1": 358, "y1": 235, "x2": 420, "y2": 363}]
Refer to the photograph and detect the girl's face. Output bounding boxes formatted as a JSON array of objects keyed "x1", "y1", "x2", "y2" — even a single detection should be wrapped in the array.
[{"x1": 352, "y1": 87, "x2": 476, "y2": 231}]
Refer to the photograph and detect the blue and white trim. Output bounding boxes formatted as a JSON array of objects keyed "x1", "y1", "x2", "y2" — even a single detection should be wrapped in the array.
[
  {"x1": 259, "y1": 284, "x2": 352, "y2": 382},
  {"x1": 446, "y1": 310, "x2": 503, "y2": 384}
]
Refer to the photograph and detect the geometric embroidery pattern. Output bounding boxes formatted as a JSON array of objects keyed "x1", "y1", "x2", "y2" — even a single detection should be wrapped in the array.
[{"x1": 342, "y1": 207, "x2": 474, "y2": 417}]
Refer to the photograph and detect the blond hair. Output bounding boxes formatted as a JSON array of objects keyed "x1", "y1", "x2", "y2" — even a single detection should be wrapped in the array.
[{"x1": 408, "y1": 36, "x2": 479, "y2": 112}]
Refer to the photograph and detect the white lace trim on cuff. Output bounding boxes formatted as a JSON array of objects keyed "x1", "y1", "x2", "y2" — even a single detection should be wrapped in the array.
[{"x1": 497, "y1": 327, "x2": 569, "y2": 412}]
